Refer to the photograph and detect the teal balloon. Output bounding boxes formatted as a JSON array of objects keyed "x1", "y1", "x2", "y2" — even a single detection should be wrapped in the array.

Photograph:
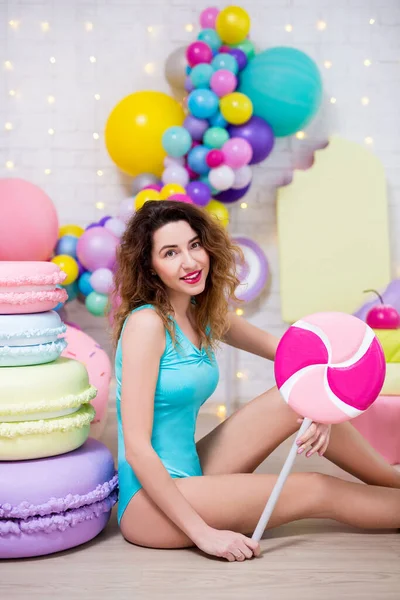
[
  {"x1": 85, "y1": 291, "x2": 109, "y2": 316},
  {"x1": 239, "y1": 47, "x2": 323, "y2": 137},
  {"x1": 198, "y1": 29, "x2": 221, "y2": 52},
  {"x1": 190, "y1": 64, "x2": 214, "y2": 88},
  {"x1": 211, "y1": 53, "x2": 238, "y2": 75},
  {"x1": 162, "y1": 126, "x2": 192, "y2": 157},
  {"x1": 63, "y1": 281, "x2": 79, "y2": 303},
  {"x1": 200, "y1": 174, "x2": 219, "y2": 196},
  {"x1": 203, "y1": 127, "x2": 229, "y2": 149}
]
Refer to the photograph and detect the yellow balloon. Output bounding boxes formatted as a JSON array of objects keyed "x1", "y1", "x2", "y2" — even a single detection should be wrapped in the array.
[
  {"x1": 216, "y1": 6, "x2": 251, "y2": 45},
  {"x1": 51, "y1": 255, "x2": 79, "y2": 285},
  {"x1": 59, "y1": 224, "x2": 84, "y2": 238},
  {"x1": 205, "y1": 200, "x2": 229, "y2": 228},
  {"x1": 135, "y1": 189, "x2": 161, "y2": 211},
  {"x1": 220, "y1": 92, "x2": 253, "y2": 125},
  {"x1": 160, "y1": 183, "x2": 186, "y2": 199},
  {"x1": 105, "y1": 91, "x2": 185, "y2": 177}
]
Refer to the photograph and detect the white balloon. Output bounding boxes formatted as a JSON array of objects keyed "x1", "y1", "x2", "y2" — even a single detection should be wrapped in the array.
[
  {"x1": 104, "y1": 217, "x2": 126, "y2": 238},
  {"x1": 119, "y1": 197, "x2": 135, "y2": 223},
  {"x1": 162, "y1": 165, "x2": 189, "y2": 187},
  {"x1": 208, "y1": 165, "x2": 235, "y2": 191},
  {"x1": 232, "y1": 165, "x2": 253, "y2": 189},
  {"x1": 164, "y1": 156, "x2": 185, "y2": 168}
]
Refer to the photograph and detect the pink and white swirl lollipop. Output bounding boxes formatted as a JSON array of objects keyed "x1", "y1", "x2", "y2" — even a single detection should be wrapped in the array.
[
  {"x1": 252, "y1": 312, "x2": 385, "y2": 541},
  {"x1": 275, "y1": 312, "x2": 386, "y2": 424}
]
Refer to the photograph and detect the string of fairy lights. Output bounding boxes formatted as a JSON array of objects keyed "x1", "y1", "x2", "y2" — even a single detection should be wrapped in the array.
[{"x1": 3, "y1": 15, "x2": 378, "y2": 419}]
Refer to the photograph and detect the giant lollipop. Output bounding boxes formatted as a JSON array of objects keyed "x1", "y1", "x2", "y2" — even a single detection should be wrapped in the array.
[{"x1": 252, "y1": 312, "x2": 386, "y2": 541}]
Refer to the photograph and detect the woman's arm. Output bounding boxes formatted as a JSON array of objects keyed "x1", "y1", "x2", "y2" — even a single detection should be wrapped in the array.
[
  {"x1": 222, "y1": 311, "x2": 279, "y2": 361},
  {"x1": 121, "y1": 309, "x2": 209, "y2": 543}
]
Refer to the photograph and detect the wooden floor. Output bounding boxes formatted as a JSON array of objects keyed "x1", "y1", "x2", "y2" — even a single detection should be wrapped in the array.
[{"x1": 2, "y1": 403, "x2": 400, "y2": 600}]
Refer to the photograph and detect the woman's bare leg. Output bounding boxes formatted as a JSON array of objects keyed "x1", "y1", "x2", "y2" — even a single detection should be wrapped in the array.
[
  {"x1": 121, "y1": 471, "x2": 400, "y2": 550},
  {"x1": 196, "y1": 386, "x2": 400, "y2": 488}
]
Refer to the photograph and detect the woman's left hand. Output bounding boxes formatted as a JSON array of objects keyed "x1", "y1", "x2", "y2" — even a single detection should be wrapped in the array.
[{"x1": 296, "y1": 419, "x2": 331, "y2": 458}]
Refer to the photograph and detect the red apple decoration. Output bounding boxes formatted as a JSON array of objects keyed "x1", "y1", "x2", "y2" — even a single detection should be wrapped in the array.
[{"x1": 364, "y1": 289, "x2": 400, "y2": 329}]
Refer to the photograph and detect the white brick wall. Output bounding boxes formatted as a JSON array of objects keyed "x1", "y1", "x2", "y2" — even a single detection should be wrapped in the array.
[{"x1": 1, "y1": 0, "x2": 400, "y2": 410}]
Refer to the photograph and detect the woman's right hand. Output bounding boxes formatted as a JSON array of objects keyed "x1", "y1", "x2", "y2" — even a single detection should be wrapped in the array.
[{"x1": 194, "y1": 526, "x2": 261, "y2": 562}]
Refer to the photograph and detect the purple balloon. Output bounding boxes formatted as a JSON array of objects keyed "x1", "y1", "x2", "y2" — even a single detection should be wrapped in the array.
[
  {"x1": 184, "y1": 115, "x2": 209, "y2": 141},
  {"x1": 227, "y1": 48, "x2": 247, "y2": 70},
  {"x1": 215, "y1": 183, "x2": 251, "y2": 204},
  {"x1": 98, "y1": 215, "x2": 112, "y2": 226},
  {"x1": 228, "y1": 116, "x2": 274, "y2": 165},
  {"x1": 184, "y1": 76, "x2": 194, "y2": 92},
  {"x1": 77, "y1": 226, "x2": 119, "y2": 272},
  {"x1": 186, "y1": 181, "x2": 211, "y2": 207}
]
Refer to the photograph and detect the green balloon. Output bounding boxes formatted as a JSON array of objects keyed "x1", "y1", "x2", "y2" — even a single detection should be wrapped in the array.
[
  {"x1": 229, "y1": 39, "x2": 256, "y2": 59},
  {"x1": 203, "y1": 127, "x2": 229, "y2": 149},
  {"x1": 85, "y1": 291, "x2": 109, "y2": 317}
]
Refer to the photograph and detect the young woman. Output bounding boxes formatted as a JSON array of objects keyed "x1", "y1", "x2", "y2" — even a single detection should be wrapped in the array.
[{"x1": 113, "y1": 199, "x2": 400, "y2": 563}]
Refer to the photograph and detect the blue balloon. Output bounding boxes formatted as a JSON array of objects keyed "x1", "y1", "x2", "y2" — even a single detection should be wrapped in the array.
[
  {"x1": 211, "y1": 53, "x2": 238, "y2": 75},
  {"x1": 187, "y1": 89, "x2": 219, "y2": 119},
  {"x1": 186, "y1": 65, "x2": 191, "y2": 75},
  {"x1": 187, "y1": 145, "x2": 210, "y2": 175},
  {"x1": 55, "y1": 235, "x2": 78, "y2": 259},
  {"x1": 198, "y1": 28, "x2": 222, "y2": 52},
  {"x1": 78, "y1": 271, "x2": 94, "y2": 297},
  {"x1": 239, "y1": 47, "x2": 323, "y2": 137},
  {"x1": 189, "y1": 64, "x2": 214, "y2": 89},
  {"x1": 209, "y1": 110, "x2": 228, "y2": 128},
  {"x1": 162, "y1": 126, "x2": 192, "y2": 157}
]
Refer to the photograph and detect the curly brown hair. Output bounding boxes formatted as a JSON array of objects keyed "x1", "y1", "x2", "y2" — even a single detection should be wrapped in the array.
[{"x1": 112, "y1": 200, "x2": 244, "y2": 352}]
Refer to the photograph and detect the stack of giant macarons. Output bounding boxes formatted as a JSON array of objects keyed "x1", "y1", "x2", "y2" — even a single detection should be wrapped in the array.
[{"x1": 0, "y1": 261, "x2": 118, "y2": 558}]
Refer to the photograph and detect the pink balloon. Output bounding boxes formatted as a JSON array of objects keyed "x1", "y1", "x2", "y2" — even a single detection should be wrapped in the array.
[
  {"x1": 143, "y1": 184, "x2": 162, "y2": 191},
  {"x1": 61, "y1": 325, "x2": 111, "y2": 438},
  {"x1": 200, "y1": 7, "x2": 219, "y2": 29},
  {"x1": 169, "y1": 194, "x2": 193, "y2": 204},
  {"x1": 186, "y1": 41, "x2": 213, "y2": 67},
  {"x1": 210, "y1": 70, "x2": 237, "y2": 97},
  {"x1": 77, "y1": 226, "x2": 119, "y2": 272},
  {"x1": 0, "y1": 178, "x2": 58, "y2": 261},
  {"x1": 206, "y1": 149, "x2": 224, "y2": 168},
  {"x1": 222, "y1": 138, "x2": 253, "y2": 169},
  {"x1": 185, "y1": 165, "x2": 199, "y2": 179}
]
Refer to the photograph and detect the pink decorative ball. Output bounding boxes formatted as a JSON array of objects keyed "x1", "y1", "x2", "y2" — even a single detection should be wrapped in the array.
[
  {"x1": 200, "y1": 7, "x2": 219, "y2": 29},
  {"x1": 206, "y1": 149, "x2": 224, "y2": 168},
  {"x1": 185, "y1": 166, "x2": 199, "y2": 179},
  {"x1": 186, "y1": 41, "x2": 213, "y2": 67},
  {"x1": 274, "y1": 312, "x2": 386, "y2": 424},
  {"x1": 143, "y1": 184, "x2": 162, "y2": 192},
  {"x1": 169, "y1": 194, "x2": 193, "y2": 204}
]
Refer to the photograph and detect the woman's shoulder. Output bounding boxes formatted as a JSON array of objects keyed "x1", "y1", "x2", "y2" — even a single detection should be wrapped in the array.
[{"x1": 123, "y1": 304, "x2": 162, "y2": 332}]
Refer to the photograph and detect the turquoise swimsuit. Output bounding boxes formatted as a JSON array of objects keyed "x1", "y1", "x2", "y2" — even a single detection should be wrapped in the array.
[{"x1": 115, "y1": 304, "x2": 220, "y2": 523}]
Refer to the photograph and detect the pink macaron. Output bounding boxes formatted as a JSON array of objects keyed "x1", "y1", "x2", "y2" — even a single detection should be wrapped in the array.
[{"x1": 0, "y1": 262, "x2": 67, "y2": 314}]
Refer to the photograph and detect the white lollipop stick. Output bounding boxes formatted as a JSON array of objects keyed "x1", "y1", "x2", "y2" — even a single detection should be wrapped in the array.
[{"x1": 252, "y1": 417, "x2": 312, "y2": 541}]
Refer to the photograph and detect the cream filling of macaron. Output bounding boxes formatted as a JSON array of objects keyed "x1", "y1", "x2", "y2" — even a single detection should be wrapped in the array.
[
  {"x1": 0, "y1": 284, "x2": 55, "y2": 293},
  {"x1": 0, "y1": 406, "x2": 82, "y2": 423}
]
